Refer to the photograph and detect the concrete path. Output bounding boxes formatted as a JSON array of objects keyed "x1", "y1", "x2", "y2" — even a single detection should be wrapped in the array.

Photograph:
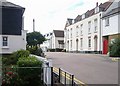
[{"x1": 45, "y1": 52, "x2": 119, "y2": 84}]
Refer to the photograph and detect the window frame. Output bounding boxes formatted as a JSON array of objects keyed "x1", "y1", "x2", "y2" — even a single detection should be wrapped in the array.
[
  {"x1": 2, "y1": 36, "x2": 9, "y2": 48},
  {"x1": 88, "y1": 21, "x2": 91, "y2": 34},
  {"x1": 94, "y1": 19, "x2": 98, "y2": 32},
  {"x1": 105, "y1": 17, "x2": 109, "y2": 26}
]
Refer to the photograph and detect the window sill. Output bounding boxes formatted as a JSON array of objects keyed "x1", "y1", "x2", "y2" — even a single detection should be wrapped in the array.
[
  {"x1": 94, "y1": 31, "x2": 98, "y2": 33},
  {"x1": 2, "y1": 46, "x2": 9, "y2": 49},
  {"x1": 105, "y1": 25, "x2": 109, "y2": 27},
  {"x1": 88, "y1": 33, "x2": 91, "y2": 35}
]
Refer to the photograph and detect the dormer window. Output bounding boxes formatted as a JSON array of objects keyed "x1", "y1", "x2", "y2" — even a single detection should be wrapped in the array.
[
  {"x1": 95, "y1": 7, "x2": 99, "y2": 13},
  {"x1": 82, "y1": 14, "x2": 85, "y2": 19}
]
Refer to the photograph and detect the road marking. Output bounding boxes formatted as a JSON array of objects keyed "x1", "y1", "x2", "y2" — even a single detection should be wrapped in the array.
[{"x1": 53, "y1": 67, "x2": 87, "y2": 86}]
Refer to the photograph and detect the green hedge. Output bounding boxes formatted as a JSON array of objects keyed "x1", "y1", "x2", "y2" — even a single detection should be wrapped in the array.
[
  {"x1": 17, "y1": 56, "x2": 43, "y2": 85},
  {"x1": 109, "y1": 38, "x2": 120, "y2": 57},
  {"x1": 2, "y1": 50, "x2": 30, "y2": 65}
]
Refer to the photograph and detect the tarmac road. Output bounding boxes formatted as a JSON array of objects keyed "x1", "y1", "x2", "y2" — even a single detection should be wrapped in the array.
[{"x1": 45, "y1": 52, "x2": 119, "y2": 84}]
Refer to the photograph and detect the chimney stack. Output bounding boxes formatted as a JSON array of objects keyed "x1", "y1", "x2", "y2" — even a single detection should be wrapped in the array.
[
  {"x1": 33, "y1": 19, "x2": 35, "y2": 32},
  {"x1": 96, "y1": 2, "x2": 98, "y2": 7}
]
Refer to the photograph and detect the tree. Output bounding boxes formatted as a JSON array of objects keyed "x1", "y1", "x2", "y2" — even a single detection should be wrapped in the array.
[{"x1": 27, "y1": 31, "x2": 45, "y2": 46}]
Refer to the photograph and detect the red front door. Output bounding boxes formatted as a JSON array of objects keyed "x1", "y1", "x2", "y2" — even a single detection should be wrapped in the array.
[{"x1": 103, "y1": 39, "x2": 108, "y2": 54}]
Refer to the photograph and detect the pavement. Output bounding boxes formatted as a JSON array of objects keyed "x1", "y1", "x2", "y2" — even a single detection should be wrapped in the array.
[{"x1": 45, "y1": 52, "x2": 119, "y2": 84}]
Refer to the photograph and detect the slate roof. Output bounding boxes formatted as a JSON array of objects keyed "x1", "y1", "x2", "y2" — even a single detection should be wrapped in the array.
[
  {"x1": 0, "y1": 0, "x2": 24, "y2": 9},
  {"x1": 102, "y1": 7, "x2": 120, "y2": 18},
  {"x1": 53, "y1": 30, "x2": 64, "y2": 37},
  {"x1": 67, "y1": 0, "x2": 114, "y2": 25}
]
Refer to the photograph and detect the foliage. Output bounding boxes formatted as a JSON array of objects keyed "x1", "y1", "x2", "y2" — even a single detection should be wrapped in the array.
[
  {"x1": 17, "y1": 56, "x2": 43, "y2": 85},
  {"x1": 27, "y1": 31, "x2": 46, "y2": 46},
  {"x1": 109, "y1": 38, "x2": 120, "y2": 57},
  {"x1": 2, "y1": 50, "x2": 30, "y2": 65},
  {"x1": 2, "y1": 67, "x2": 22, "y2": 86},
  {"x1": 27, "y1": 46, "x2": 44, "y2": 56}
]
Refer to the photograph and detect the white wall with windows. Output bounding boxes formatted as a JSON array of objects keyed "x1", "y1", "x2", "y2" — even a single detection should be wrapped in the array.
[
  {"x1": 102, "y1": 14, "x2": 119, "y2": 36},
  {"x1": 0, "y1": 30, "x2": 27, "y2": 54},
  {"x1": 65, "y1": 12, "x2": 102, "y2": 52}
]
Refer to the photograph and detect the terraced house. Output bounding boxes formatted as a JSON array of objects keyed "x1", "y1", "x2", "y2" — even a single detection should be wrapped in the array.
[
  {"x1": 0, "y1": 0, "x2": 27, "y2": 54},
  {"x1": 64, "y1": 0, "x2": 114, "y2": 54}
]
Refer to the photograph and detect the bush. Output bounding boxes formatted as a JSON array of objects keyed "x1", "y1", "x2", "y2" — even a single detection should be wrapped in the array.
[
  {"x1": 27, "y1": 46, "x2": 43, "y2": 56},
  {"x1": 109, "y1": 38, "x2": 120, "y2": 57},
  {"x1": 2, "y1": 50, "x2": 30, "y2": 65},
  {"x1": 17, "y1": 56, "x2": 43, "y2": 85}
]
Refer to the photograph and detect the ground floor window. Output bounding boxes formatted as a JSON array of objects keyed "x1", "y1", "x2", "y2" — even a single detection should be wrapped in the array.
[{"x1": 88, "y1": 37, "x2": 91, "y2": 48}]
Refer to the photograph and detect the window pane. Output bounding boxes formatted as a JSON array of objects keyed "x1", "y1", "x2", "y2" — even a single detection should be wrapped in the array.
[{"x1": 2, "y1": 37, "x2": 8, "y2": 47}]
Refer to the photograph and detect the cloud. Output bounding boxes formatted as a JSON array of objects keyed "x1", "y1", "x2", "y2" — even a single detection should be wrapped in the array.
[{"x1": 67, "y1": 1, "x2": 84, "y2": 11}]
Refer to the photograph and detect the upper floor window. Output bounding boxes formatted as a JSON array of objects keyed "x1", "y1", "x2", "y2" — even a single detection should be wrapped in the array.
[
  {"x1": 105, "y1": 17, "x2": 109, "y2": 26},
  {"x1": 80, "y1": 24, "x2": 83, "y2": 35},
  {"x1": 71, "y1": 28, "x2": 72, "y2": 38},
  {"x1": 88, "y1": 21, "x2": 91, "y2": 34},
  {"x1": 2, "y1": 36, "x2": 8, "y2": 47},
  {"x1": 67, "y1": 29, "x2": 69, "y2": 39},
  {"x1": 94, "y1": 19, "x2": 98, "y2": 32},
  {"x1": 76, "y1": 26, "x2": 79, "y2": 37}
]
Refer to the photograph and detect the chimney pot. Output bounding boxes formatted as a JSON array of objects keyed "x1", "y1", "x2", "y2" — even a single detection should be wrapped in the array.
[{"x1": 96, "y1": 2, "x2": 98, "y2": 7}]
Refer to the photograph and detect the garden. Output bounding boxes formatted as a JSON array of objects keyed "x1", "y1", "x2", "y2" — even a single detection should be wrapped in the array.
[{"x1": 2, "y1": 50, "x2": 43, "y2": 86}]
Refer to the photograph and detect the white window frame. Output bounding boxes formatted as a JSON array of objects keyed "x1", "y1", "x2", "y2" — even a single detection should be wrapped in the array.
[
  {"x1": 71, "y1": 28, "x2": 72, "y2": 38},
  {"x1": 2, "y1": 36, "x2": 9, "y2": 48},
  {"x1": 76, "y1": 26, "x2": 79, "y2": 37},
  {"x1": 70, "y1": 40, "x2": 72, "y2": 50},
  {"x1": 80, "y1": 38, "x2": 83, "y2": 49},
  {"x1": 80, "y1": 24, "x2": 83, "y2": 35},
  {"x1": 94, "y1": 19, "x2": 98, "y2": 32},
  {"x1": 88, "y1": 37, "x2": 91, "y2": 48},
  {"x1": 88, "y1": 21, "x2": 91, "y2": 34}
]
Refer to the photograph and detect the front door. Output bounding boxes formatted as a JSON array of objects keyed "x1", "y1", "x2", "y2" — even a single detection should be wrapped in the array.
[{"x1": 103, "y1": 39, "x2": 108, "y2": 54}]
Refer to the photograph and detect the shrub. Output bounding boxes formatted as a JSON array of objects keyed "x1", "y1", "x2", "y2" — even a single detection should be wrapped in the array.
[
  {"x1": 109, "y1": 38, "x2": 120, "y2": 57},
  {"x1": 17, "y1": 56, "x2": 43, "y2": 85},
  {"x1": 27, "y1": 46, "x2": 43, "y2": 56},
  {"x1": 2, "y1": 50, "x2": 30, "y2": 65}
]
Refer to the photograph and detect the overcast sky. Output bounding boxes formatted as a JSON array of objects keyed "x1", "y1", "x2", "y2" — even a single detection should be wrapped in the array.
[{"x1": 8, "y1": 0, "x2": 108, "y2": 35}]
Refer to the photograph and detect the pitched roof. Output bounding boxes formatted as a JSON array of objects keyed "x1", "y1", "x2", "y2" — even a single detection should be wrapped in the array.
[
  {"x1": 53, "y1": 30, "x2": 64, "y2": 37},
  {"x1": 99, "y1": 0, "x2": 113, "y2": 11},
  {"x1": 102, "y1": 7, "x2": 120, "y2": 18},
  {"x1": 0, "y1": 0, "x2": 24, "y2": 9},
  {"x1": 66, "y1": 0, "x2": 114, "y2": 24}
]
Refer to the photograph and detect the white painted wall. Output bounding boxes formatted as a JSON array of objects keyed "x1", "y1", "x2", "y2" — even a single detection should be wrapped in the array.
[
  {"x1": 65, "y1": 12, "x2": 103, "y2": 52},
  {"x1": 0, "y1": 30, "x2": 27, "y2": 54},
  {"x1": 102, "y1": 15, "x2": 119, "y2": 36},
  {"x1": 55, "y1": 37, "x2": 64, "y2": 49},
  {"x1": 51, "y1": 33, "x2": 64, "y2": 49}
]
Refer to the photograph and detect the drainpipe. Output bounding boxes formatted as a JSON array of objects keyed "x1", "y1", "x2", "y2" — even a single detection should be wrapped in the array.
[{"x1": 99, "y1": 13, "x2": 102, "y2": 54}]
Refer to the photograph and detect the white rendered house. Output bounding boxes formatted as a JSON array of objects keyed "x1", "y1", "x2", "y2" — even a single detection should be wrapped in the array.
[
  {"x1": 41, "y1": 32, "x2": 52, "y2": 52},
  {"x1": 102, "y1": 0, "x2": 120, "y2": 54},
  {"x1": 0, "y1": 1, "x2": 27, "y2": 54},
  {"x1": 64, "y1": 1, "x2": 112, "y2": 53},
  {"x1": 51, "y1": 30, "x2": 64, "y2": 49}
]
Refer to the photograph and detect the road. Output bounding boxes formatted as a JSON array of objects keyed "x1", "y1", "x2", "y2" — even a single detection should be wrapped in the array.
[{"x1": 45, "y1": 52, "x2": 118, "y2": 84}]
